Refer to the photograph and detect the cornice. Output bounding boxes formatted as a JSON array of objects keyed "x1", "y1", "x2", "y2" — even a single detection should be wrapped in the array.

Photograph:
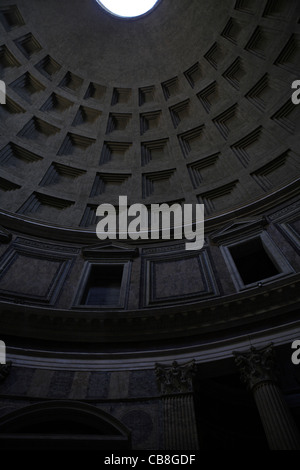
[
  {"x1": 0, "y1": 273, "x2": 299, "y2": 344},
  {"x1": 4, "y1": 319, "x2": 300, "y2": 371}
]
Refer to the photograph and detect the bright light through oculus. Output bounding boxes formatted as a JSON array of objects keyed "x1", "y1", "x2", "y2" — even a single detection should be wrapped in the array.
[{"x1": 97, "y1": 0, "x2": 160, "y2": 18}]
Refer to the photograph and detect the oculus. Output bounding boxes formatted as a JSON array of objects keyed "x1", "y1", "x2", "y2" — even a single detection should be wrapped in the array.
[{"x1": 96, "y1": 0, "x2": 160, "y2": 18}]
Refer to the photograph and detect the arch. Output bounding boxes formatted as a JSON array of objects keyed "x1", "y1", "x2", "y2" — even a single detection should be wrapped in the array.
[{"x1": 0, "y1": 400, "x2": 131, "y2": 450}]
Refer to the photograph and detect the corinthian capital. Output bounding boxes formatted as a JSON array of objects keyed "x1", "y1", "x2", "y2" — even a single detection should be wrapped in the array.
[
  {"x1": 155, "y1": 360, "x2": 196, "y2": 395},
  {"x1": 233, "y1": 343, "x2": 277, "y2": 390}
]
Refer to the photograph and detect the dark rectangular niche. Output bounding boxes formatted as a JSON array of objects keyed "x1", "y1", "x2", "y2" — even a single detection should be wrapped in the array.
[
  {"x1": 35, "y1": 55, "x2": 61, "y2": 80},
  {"x1": 0, "y1": 5, "x2": 25, "y2": 31},
  {"x1": 14, "y1": 33, "x2": 42, "y2": 59},
  {"x1": 0, "y1": 96, "x2": 25, "y2": 117},
  {"x1": 139, "y1": 85, "x2": 155, "y2": 106},
  {"x1": 80, "y1": 264, "x2": 124, "y2": 306},
  {"x1": 84, "y1": 82, "x2": 106, "y2": 102},
  {"x1": 229, "y1": 237, "x2": 279, "y2": 285},
  {"x1": 17, "y1": 117, "x2": 60, "y2": 142},
  {"x1": 57, "y1": 133, "x2": 95, "y2": 156},
  {"x1": 184, "y1": 62, "x2": 201, "y2": 88},
  {"x1": 274, "y1": 34, "x2": 300, "y2": 74},
  {"x1": 59, "y1": 71, "x2": 83, "y2": 93},
  {"x1": 161, "y1": 77, "x2": 179, "y2": 100},
  {"x1": 111, "y1": 87, "x2": 132, "y2": 105},
  {"x1": 0, "y1": 142, "x2": 43, "y2": 167},
  {"x1": 0, "y1": 176, "x2": 21, "y2": 191},
  {"x1": 0, "y1": 45, "x2": 21, "y2": 76},
  {"x1": 10, "y1": 72, "x2": 45, "y2": 103},
  {"x1": 40, "y1": 93, "x2": 74, "y2": 114},
  {"x1": 80, "y1": 205, "x2": 98, "y2": 227}
]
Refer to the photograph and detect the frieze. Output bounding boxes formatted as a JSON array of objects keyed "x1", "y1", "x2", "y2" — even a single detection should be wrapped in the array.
[
  {"x1": 268, "y1": 201, "x2": 300, "y2": 222},
  {"x1": 142, "y1": 243, "x2": 186, "y2": 255},
  {"x1": 82, "y1": 241, "x2": 139, "y2": 259},
  {"x1": 13, "y1": 237, "x2": 80, "y2": 254}
]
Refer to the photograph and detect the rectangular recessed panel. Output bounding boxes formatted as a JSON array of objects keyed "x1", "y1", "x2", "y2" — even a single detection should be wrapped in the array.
[
  {"x1": 0, "y1": 254, "x2": 60, "y2": 296},
  {"x1": 142, "y1": 250, "x2": 218, "y2": 306},
  {"x1": 0, "y1": 241, "x2": 75, "y2": 305}
]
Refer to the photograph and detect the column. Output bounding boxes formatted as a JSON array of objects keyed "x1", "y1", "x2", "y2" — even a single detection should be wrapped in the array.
[
  {"x1": 155, "y1": 359, "x2": 199, "y2": 450},
  {"x1": 233, "y1": 343, "x2": 300, "y2": 450}
]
